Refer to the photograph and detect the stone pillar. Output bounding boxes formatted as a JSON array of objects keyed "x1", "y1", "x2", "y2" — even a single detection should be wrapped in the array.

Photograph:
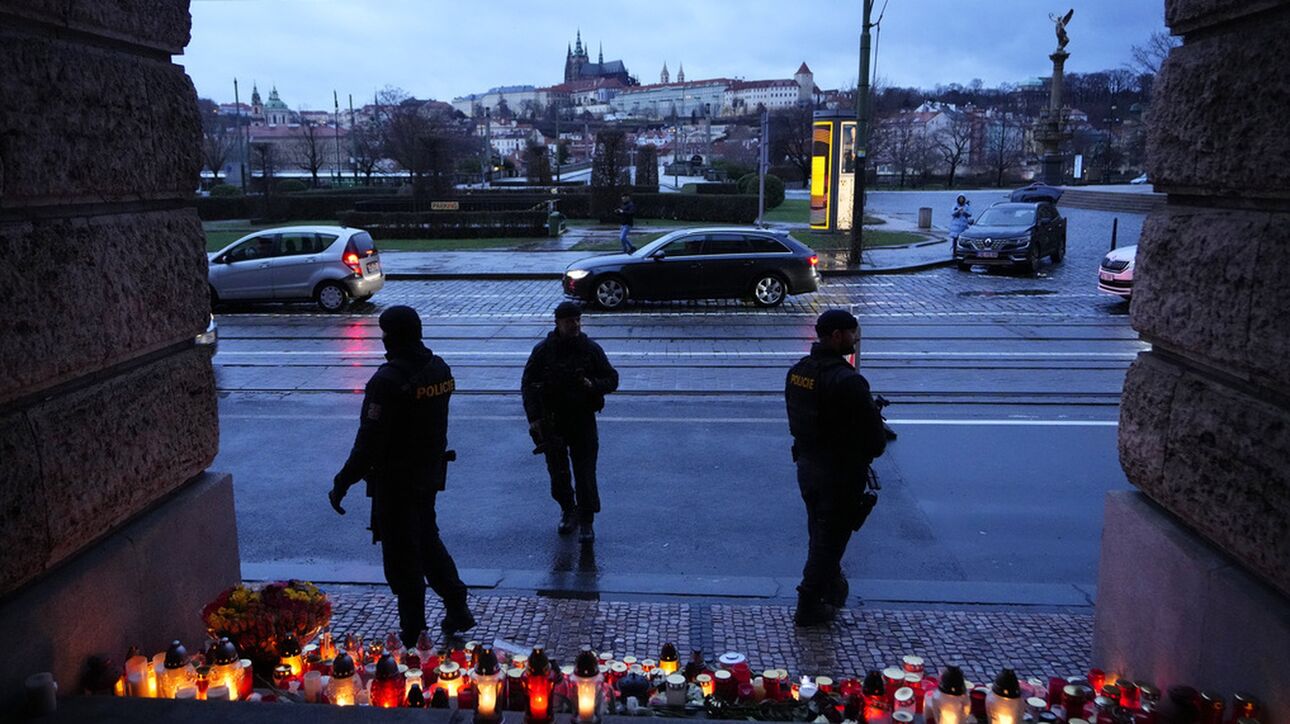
[
  {"x1": 0, "y1": 0, "x2": 238, "y2": 711},
  {"x1": 1095, "y1": 0, "x2": 1290, "y2": 717},
  {"x1": 1040, "y1": 50, "x2": 1070, "y2": 186}
]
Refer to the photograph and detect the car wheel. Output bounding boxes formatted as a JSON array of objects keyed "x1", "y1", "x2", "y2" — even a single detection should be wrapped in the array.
[
  {"x1": 316, "y1": 281, "x2": 349, "y2": 312},
  {"x1": 751, "y1": 273, "x2": 787, "y2": 307},
  {"x1": 593, "y1": 276, "x2": 628, "y2": 310},
  {"x1": 209, "y1": 285, "x2": 220, "y2": 309},
  {"x1": 1025, "y1": 246, "x2": 1041, "y2": 275},
  {"x1": 1050, "y1": 239, "x2": 1066, "y2": 263},
  {"x1": 957, "y1": 262, "x2": 972, "y2": 272}
]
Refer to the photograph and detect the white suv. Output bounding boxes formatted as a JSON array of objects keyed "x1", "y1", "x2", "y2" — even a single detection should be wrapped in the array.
[{"x1": 208, "y1": 225, "x2": 384, "y2": 312}]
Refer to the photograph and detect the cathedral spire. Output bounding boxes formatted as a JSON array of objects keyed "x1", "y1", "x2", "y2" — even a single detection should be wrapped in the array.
[
  {"x1": 677, "y1": 62, "x2": 685, "y2": 83},
  {"x1": 575, "y1": 29, "x2": 583, "y2": 56},
  {"x1": 598, "y1": 42, "x2": 603, "y2": 65},
  {"x1": 661, "y1": 62, "x2": 669, "y2": 84}
]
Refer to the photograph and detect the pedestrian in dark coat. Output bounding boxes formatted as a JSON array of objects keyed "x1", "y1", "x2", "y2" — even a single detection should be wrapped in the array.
[
  {"x1": 615, "y1": 195, "x2": 636, "y2": 254},
  {"x1": 329, "y1": 305, "x2": 476, "y2": 646},
  {"x1": 522, "y1": 302, "x2": 619, "y2": 544},
  {"x1": 784, "y1": 309, "x2": 888, "y2": 626}
]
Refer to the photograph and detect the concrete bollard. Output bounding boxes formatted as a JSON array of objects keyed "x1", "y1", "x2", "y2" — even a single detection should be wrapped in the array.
[{"x1": 918, "y1": 207, "x2": 932, "y2": 229}]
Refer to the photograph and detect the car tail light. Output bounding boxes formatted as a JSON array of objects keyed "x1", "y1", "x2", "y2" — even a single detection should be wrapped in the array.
[
  {"x1": 343, "y1": 240, "x2": 362, "y2": 275},
  {"x1": 808, "y1": 255, "x2": 819, "y2": 267}
]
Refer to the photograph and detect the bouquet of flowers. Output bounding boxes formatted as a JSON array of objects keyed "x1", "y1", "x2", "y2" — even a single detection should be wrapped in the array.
[{"x1": 201, "y1": 580, "x2": 332, "y2": 670}]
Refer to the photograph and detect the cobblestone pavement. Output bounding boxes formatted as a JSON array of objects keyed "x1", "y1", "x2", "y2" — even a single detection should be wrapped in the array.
[
  {"x1": 361, "y1": 263, "x2": 1131, "y2": 320},
  {"x1": 326, "y1": 585, "x2": 1091, "y2": 683}
]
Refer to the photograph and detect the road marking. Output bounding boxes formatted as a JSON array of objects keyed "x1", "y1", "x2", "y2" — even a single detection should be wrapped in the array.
[{"x1": 220, "y1": 413, "x2": 1117, "y2": 426}]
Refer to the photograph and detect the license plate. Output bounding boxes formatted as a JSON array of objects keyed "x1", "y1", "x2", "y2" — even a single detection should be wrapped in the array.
[
  {"x1": 979, "y1": 251, "x2": 998, "y2": 258},
  {"x1": 365, "y1": 261, "x2": 380, "y2": 275}
]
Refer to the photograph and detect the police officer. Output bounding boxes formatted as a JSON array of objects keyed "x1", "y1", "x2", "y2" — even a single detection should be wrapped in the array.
[
  {"x1": 329, "y1": 305, "x2": 476, "y2": 647},
  {"x1": 522, "y1": 302, "x2": 619, "y2": 544},
  {"x1": 785, "y1": 309, "x2": 888, "y2": 626}
]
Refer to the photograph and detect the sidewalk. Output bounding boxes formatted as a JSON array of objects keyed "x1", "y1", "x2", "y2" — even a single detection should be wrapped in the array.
[
  {"x1": 380, "y1": 216, "x2": 951, "y2": 280},
  {"x1": 322, "y1": 585, "x2": 1091, "y2": 684}
]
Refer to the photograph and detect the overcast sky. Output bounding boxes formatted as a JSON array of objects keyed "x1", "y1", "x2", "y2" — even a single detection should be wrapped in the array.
[{"x1": 185, "y1": 0, "x2": 1167, "y2": 109}]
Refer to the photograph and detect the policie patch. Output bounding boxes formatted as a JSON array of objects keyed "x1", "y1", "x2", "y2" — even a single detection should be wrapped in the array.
[{"x1": 788, "y1": 373, "x2": 816, "y2": 390}]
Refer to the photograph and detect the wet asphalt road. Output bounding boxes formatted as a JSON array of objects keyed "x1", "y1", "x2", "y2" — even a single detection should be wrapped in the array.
[{"x1": 212, "y1": 199, "x2": 1142, "y2": 607}]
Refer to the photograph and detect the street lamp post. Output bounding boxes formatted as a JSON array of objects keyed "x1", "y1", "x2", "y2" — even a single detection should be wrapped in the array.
[{"x1": 848, "y1": 0, "x2": 875, "y2": 267}]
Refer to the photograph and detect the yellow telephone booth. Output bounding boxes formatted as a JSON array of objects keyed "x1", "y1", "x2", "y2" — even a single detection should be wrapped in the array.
[{"x1": 809, "y1": 111, "x2": 860, "y2": 232}]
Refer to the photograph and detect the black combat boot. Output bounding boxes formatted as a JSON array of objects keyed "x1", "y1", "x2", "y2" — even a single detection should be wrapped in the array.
[
  {"x1": 578, "y1": 520, "x2": 595, "y2": 545},
  {"x1": 793, "y1": 593, "x2": 836, "y2": 627},
  {"x1": 557, "y1": 508, "x2": 577, "y2": 535},
  {"x1": 440, "y1": 593, "x2": 477, "y2": 639},
  {"x1": 826, "y1": 575, "x2": 850, "y2": 609}
]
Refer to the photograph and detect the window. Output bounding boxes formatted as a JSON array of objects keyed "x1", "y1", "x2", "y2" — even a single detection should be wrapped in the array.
[
  {"x1": 661, "y1": 236, "x2": 704, "y2": 257},
  {"x1": 702, "y1": 233, "x2": 749, "y2": 255},
  {"x1": 350, "y1": 232, "x2": 376, "y2": 255},
  {"x1": 745, "y1": 235, "x2": 790, "y2": 253},
  {"x1": 224, "y1": 234, "x2": 279, "y2": 262},
  {"x1": 278, "y1": 232, "x2": 335, "y2": 256}
]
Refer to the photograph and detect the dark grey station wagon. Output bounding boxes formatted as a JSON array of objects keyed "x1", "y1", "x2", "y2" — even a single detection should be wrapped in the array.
[{"x1": 562, "y1": 228, "x2": 820, "y2": 309}]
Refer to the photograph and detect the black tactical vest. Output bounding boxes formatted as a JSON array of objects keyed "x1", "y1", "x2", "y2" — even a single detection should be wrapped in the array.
[{"x1": 785, "y1": 351, "x2": 854, "y2": 456}]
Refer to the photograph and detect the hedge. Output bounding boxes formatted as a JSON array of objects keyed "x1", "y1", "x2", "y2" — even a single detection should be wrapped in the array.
[
  {"x1": 193, "y1": 194, "x2": 402, "y2": 221},
  {"x1": 692, "y1": 183, "x2": 739, "y2": 195},
  {"x1": 337, "y1": 210, "x2": 548, "y2": 239},
  {"x1": 621, "y1": 193, "x2": 759, "y2": 223}
]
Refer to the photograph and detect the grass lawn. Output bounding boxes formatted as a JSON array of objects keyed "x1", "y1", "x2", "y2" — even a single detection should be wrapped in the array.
[
  {"x1": 760, "y1": 198, "x2": 885, "y2": 226},
  {"x1": 790, "y1": 229, "x2": 927, "y2": 251}
]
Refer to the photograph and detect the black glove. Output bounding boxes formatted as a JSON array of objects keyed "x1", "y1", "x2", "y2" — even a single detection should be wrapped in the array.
[{"x1": 329, "y1": 479, "x2": 348, "y2": 515}]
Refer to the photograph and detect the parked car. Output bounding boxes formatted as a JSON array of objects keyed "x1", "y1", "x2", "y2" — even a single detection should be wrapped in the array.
[
  {"x1": 1129, "y1": 173, "x2": 1150, "y2": 185},
  {"x1": 208, "y1": 225, "x2": 383, "y2": 312},
  {"x1": 562, "y1": 228, "x2": 820, "y2": 309},
  {"x1": 1098, "y1": 245, "x2": 1136, "y2": 298},
  {"x1": 954, "y1": 201, "x2": 1067, "y2": 274}
]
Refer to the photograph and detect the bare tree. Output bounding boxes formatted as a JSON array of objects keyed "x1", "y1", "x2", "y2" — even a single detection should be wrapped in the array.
[
  {"x1": 1129, "y1": 31, "x2": 1180, "y2": 77},
  {"x1": 250, "y1": 142, "x2": 277, "y2": 196},
  {"x1": 292, "y1": 120, "x2": 327, "y2": 188},
  {"x1": 770, "y1": 104, "x2": 814, "y2": 188},
  {"x1": 376, "y1": 87, "x2": 472, "y2": 200},
  {"x1": 348, "y1": 119, "x2": 383, "y2": 184},
  {"x1": 201, "y1": 129, "x2": 235, "y2": 183},
  {"x1": 877, "y1": 114, "x2": 920, "y2": 188},
  {"x1": 933, "y1": 112, "x2": 974, "y2": 188},
  {"x1": 983, "y1": 115, "x2": 1025, "y2": 187}
]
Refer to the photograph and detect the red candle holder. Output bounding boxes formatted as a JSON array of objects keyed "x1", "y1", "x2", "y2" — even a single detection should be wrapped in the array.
[{"x1": 524, "y1": 647, "x2": 553, "y2": 724}]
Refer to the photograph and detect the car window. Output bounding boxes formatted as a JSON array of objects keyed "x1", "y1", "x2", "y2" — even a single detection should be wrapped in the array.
[
  {"x1": 224, "y1": 234, "x2": 279, "y2": 262},
  {"x1": 350, "y1": 231, "x2": 376, "y2": 255},
  {"x1": 976, "y1": 207, "x2": 1035, "y2": 226},
  {"x1": 746, "y1": 235, "x2": 790, "y2": 253},
  {"x1": 278, "y1": 233, "x2": 333, "y2": 256},
  {"x1": 702, "y1": 233, "x2": 750, "y2": 255},
  {"x1": 661, "y1": 236, "x2": 704, "y2": 257}
]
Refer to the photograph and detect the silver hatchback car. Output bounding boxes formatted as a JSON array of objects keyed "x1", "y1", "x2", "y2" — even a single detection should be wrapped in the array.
[{"x1": 208, "y1": 225, "x2": 384, "y2": 312}]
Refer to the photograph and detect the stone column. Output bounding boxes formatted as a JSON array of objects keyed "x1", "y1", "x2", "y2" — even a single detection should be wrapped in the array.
[
  {"x1": 1040, "y1": 50, "x2": 1070, "y2": 186},
  {"x1": 1094, "y1": 0, "x2": 1290, "y2": 717},
  {"x1": 0, "y1": 0, "x2": 238, "y2": 710}
]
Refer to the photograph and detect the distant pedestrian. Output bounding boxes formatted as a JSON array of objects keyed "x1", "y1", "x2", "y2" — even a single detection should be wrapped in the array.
[
  {"x1": 329, "y1": 306, "x2": 476, "y2": 646},
  {"x1": 948, "y1": 195, "x2": 973, "y2": 242},
  {"x1": 615, "y1": 194, "x2": 636, "y2": 254},
  {"x1": 523, "y1": 302, "x2": 620, "y2": 544},
  {"x1": 784, "y1": 309, "x2": 888, "y2": 626}
]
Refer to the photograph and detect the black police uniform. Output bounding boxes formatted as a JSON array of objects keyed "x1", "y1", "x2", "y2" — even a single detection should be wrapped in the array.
[
  {"x1": 333, "y1": 343, "x2": 471, "y2": 647},
  {"x1": 785, "y1": 343, "x2": 887, "y2": 613},
  {"x1": 521, "y1": 331, "x2": 619, "y2": 524}
]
